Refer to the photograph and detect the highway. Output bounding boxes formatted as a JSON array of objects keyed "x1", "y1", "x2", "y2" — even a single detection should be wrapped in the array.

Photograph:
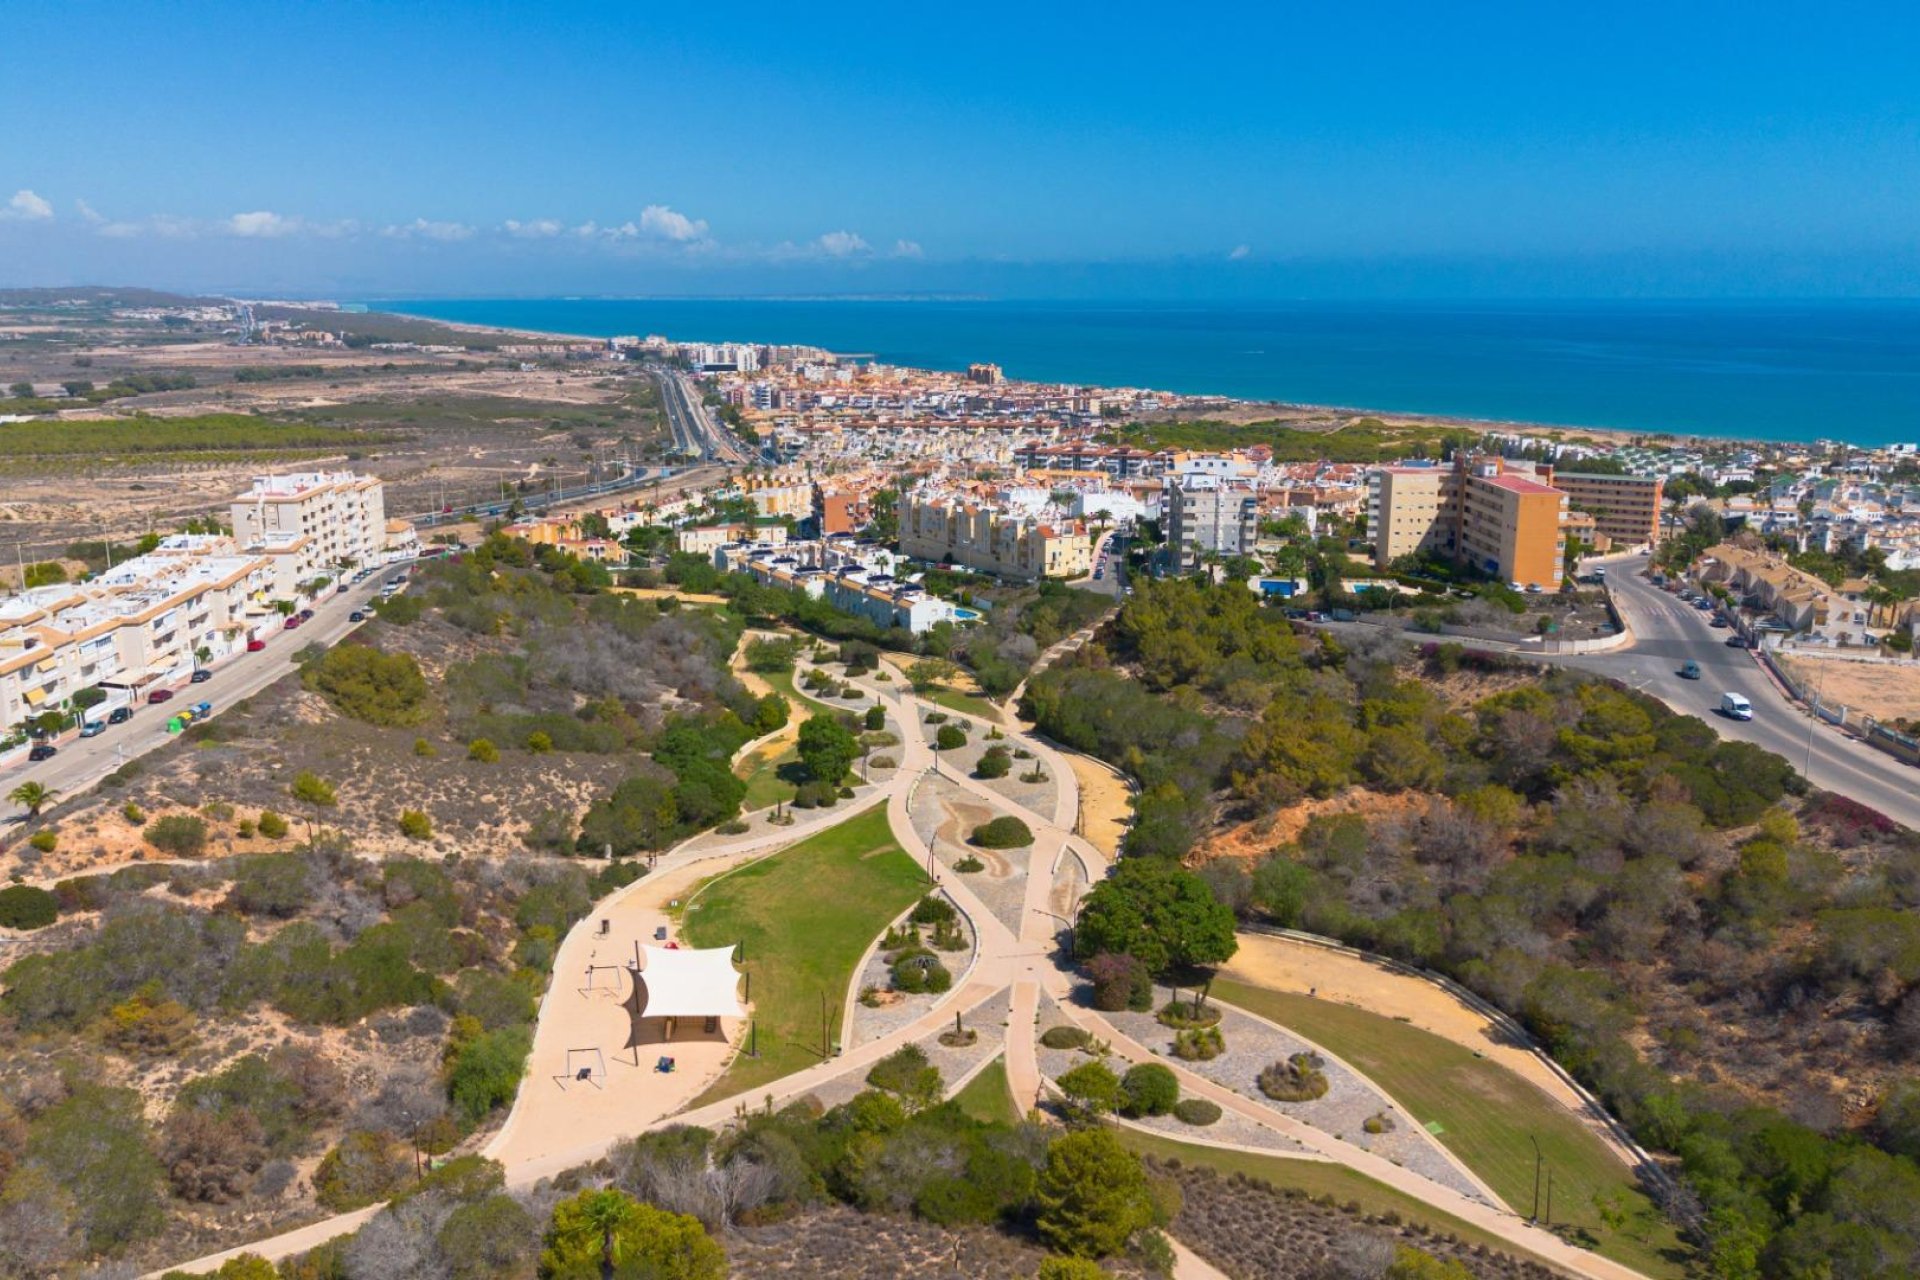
[
  {"x1": 1555, "y1": 556, "x2": 1920, "y2": 828},
  {"x1": 654, "y1": 369, "x2": 754, "y2": 465},
  {"x1": 1, "y1": 569, "x2": 398, "y2": 824}
]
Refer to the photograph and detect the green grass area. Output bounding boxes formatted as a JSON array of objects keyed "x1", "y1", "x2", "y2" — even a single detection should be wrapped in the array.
[
  {"x1": 1114, "y1": 1128, "x2": 1568, "y2": 1271},
  {"x1": 1212, "y1": 978, "x2": 1691, "y2": 1278},
  {"x1": 681, "y1": 804, "x2": 927, "y2": 1106},
  {"x1": 923, "y1": 685, "x2": 1004, "y2": 722},
  {"x1": 951, "y1": 1056, "x2": 1019, "y2": 1126},
  {"x1": 738, "y1": 742, "x2": 802, "y2": 812}
]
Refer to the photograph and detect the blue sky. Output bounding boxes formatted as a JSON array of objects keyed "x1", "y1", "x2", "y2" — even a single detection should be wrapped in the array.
[{"x1": 3, "y1": 0, "x2": 1917, "y2": 297}]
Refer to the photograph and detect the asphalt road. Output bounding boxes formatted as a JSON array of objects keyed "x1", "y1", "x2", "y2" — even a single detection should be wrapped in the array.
[
  {"x1": 1, "y1": 568, "x2": 400, "y2": 823},
  {"x1": 656, "y1": 370, "x2": 752, "y2": 464},
  {"x1": 1554, "y1": 556, "x2": 1920, "y2": 828}
]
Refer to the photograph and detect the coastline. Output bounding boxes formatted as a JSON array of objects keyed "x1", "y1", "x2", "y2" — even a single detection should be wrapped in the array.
[{"x1": 359, "y1": 301, "x2": 1748, "y2": 453}]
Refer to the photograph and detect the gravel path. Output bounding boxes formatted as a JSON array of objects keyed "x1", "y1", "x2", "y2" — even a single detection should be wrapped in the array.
[
  {"x1": 908, "y1": 773, "x2": 1029, "y2": 936},
  {"x1": 810, "y1": 985, "x2": 1013, "y2": 1113}
]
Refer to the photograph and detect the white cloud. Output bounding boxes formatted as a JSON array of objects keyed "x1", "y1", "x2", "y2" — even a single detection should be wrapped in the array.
[
  {"x1": 383, "y1": 217, "x2": 474, "y2": 242},
  {"x1": 572, "y1": 221, "x2": 600, "y2": 238},
  {"x1": 891, "y1": 239, "x2": 925, "y2": 259},
  {"x1": 226, "y1": 210, "x2": 300, "y2": 238},
  {"x1": 816, "y1": 230, "x2": 871, "y2": 258},
  {"x1": 1228, "y1": 244, "x2": 1251, "y2": 261},
  {"x1": 505, "y1": 218, "x2": 563, "y2": 238},
  {"x1": 75, "y1": 198, "x2": 104, "y2": 225},
  {"x1": 639, "y1": 204, "x2": 709, "y2": 243},
  {"x1": 4, "y1": 189, "x2": 53, "y2": 221}
]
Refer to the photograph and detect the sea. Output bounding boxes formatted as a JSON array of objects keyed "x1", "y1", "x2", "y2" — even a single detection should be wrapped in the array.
[{"x1": 368, "y1": 298, "x2": 1920, "y2": 447}]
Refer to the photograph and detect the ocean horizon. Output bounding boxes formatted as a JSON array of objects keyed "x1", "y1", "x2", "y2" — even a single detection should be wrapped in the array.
[{"x1": 369, "y1": 297, "x2": 1920, "y2": 448}]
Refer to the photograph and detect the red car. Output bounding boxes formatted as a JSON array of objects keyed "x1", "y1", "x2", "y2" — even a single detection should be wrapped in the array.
[
  {"x1": 247, "y1": 638, "x2": 267, "y2": 652},
  {"x1": 283, "y1": 616, "x2": 302, "y2": 630},
  {"x1": 148, "y1": 688, "x2": 174, "y2": 704}
]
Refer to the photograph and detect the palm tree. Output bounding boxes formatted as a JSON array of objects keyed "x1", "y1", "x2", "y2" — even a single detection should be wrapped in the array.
[
  {"x1": 193, "y1": 645, "x2": 212, "y2": 672},
  {"x1": 8, "y1": 781, "x2": 58, "y2": 818},
  {"x1": 568, "y1": 1189, "x2": 640, "y2": 1279}
]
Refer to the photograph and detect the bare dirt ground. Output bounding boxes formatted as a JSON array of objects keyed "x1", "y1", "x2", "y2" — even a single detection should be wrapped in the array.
[
  {"x1": 1777, "y1": 653, "x2": 1920, "y2": 722},
  {"x1": 1198, "y1": 787, "x2": 1430, "y2": 862},
  {"x1": 1065, "y1": 753, "x2": 1131, "y2": 857}
]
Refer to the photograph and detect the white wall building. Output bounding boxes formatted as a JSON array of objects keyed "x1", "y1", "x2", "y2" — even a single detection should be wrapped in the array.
[{"x1": 230, "y1": 471, "x2": 398, "y2": 597}]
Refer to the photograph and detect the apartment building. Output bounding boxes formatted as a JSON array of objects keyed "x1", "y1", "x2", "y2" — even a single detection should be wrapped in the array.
[
  {"x1": 1165, "y1": 478, "x2": 1260, "y2": 574},
  {"x1": 737, "y1": 470, "x2": 813, "y2": 519},
  {"x1": 0, "y1": 536, "x2": 276, "y2": 734},
  {"x1": 1368, "y1": 457, "x2": 1568, "y2": 588},
  {"x1": 1553, "y1": 472, "x2": 1665, "y2": 549},
  {"x1": 677, "y1": 523, "x2": 789, "y2": 557},
  {"x1": 898, "y1": 494, "x2": 1093, "y2": 581},
  {"x1": 719, "y1": 538, "x2": 959, "y2": 633},
  {"x1": 230, "y1": 471, "x2": 391, "y2": 597},
  {"x1": 503, "y1": 516, "x2": 631, "y2": 566}
]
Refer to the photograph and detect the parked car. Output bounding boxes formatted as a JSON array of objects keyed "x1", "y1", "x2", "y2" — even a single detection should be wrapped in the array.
[
  {"x1": 191, "y1": 668, "x2": 213, "y2": 683},
  {"x1": 283, "y1": 617, "x2": 302, "y2": 630},
  {"x1": 148, "y1": 688, "x2": 175, "y2": 704},
  {"x1": 1709, "y1": 617, "x2": 1730, "y2": 629},
  {"x1": 1725, "y1": 635, "x2": 1750, "y2": 648},
  {"x1": 108, "y1": 707, "x2": 133, "y2": 725},
  {"x1": 1680, "y1": 661, "x2": 1703, "y2": 680},
  {"x1": 80, "y1": 720, "x2": 106, "y2": 737},
  {"x1": 27, "y1": 743, "x2": 56, "y2": 761},
  {"x1": 349, "y1": 610, "x2": 366, "y2": 622},
  {"x1": 247, "y1": 638, "x2": 267, "y2": 652},
  {"x1": 297, "y1": 608, "x2": 315, "y2": 621}
]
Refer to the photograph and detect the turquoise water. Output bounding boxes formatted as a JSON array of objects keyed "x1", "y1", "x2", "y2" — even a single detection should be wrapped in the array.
[{"x1": 371, "y1": 298, "x2": 1920, "y2": 445}]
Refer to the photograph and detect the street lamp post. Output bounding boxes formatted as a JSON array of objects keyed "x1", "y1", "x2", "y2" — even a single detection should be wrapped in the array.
[{"x1": 1529, "y1": 1135, "x2": 1543, "y2": 1223}]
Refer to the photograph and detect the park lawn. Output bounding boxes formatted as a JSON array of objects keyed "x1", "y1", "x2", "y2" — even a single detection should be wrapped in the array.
[
  {"x1": 1114, "y1": 1129, "x2": 1569, "y2": 1272},
  {"x1": 737, "y1": 741, "x2": 802, "y2": 812},
  {"x1": 1212, "y1": 978, "x2": 1691, "y2": 1279},
  {"x1": 951, "y1": 1056, "x2": 1019, "y2": 1126},
  {"x1": 923, "y1": 685, "x2": 1004, "y2": 723},
  {"x1": 682, "y1": 803, "x2": 927, "y2": 1106}
]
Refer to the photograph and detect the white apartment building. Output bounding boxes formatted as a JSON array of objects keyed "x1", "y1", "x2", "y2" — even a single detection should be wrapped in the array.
[
  {"x1": 230, "y1": 471, "x2": 391, "y2": 597},
  {"x1": 0, "y1": 536, "x2": 276, "y2": 734}
]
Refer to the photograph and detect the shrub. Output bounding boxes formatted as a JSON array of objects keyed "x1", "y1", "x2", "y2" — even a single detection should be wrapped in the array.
[
  {"x1": 1120, "y1": 1063, "x2": 1180, "y2": 1118},
  {"x1": 257, "y1": 810, "x2": 289, "y2": 839},
  {"x1": 1056, "y1": 1060, "x2": 1123, "y2": 1119},
  {"x1": 1173, "y1": 1097, "x2": 1222, "y2": 1126},
  {"x1": 969, "y1": 816, "x2": 1033, "y2": 848},
  {"x1": 1041, "y1": 1025, "x2": 1094, "y2": 1051},
  {"x1": 414, "y1": 736, "x2": 437, "y2": 757},
  {"x1": 447, "y1": 1025, "x2": 532, "y2": 1123},
  {"x1": 28, "y1": 829, "x2": 57, "y2": 853},
  {"x1": 954, "y1": 854, "x2": 985, "y2": 872},
  {"x1": 526, "y1": 730, "x2": 553, "y2": 753},
  {"x1": 300, "y1": 644, "x2": 429, "y2": 726},
  {"x1": 890, "y1": 947, "x2": 952, "y2": 994},
  {"x1": 1364, "y1": 1112, "x2": 1396, "y2": 1134},
  {"x1": 924, "y1": 711, "x2": 948, "y2": 723},
  {"x1": 870, "y1": 755, "x2": 896, "y2": 770},
  {"x1": 865, "y1": 1043, "x2": 943, "y2": 1111},
  {"x1": 313, "y1": 1130, "x2": 412, "y2": 1211},
  {"x1": 467, "y1": 737, "x2": 499, "y2": 763},
  {"x1": 236, "y1": 819, "x2": 255, "y2": 838},
  {"x1": 0, "y1": 884, "x2": 58, "y2": 930},
  {"x1": 975, "y1": 747, "x2": 1012, "y2": 780},
  {"x1": 863, "y1": 705, "x2": 886, "y2": 730},
  {"x1": 289, "y1": 771, "x2": 337, "y2": 808},
  {"x1": 1035, "y1": 1129, "x2": 1155, "y2": 1258},
  {"x1": 791, "y1": 779, "x2": 839, "y2": 809},
  {"x1": 935, "y1": 723, "x2": 968, "y2": 751},
  {"x1": 1157, "y1": 997, "x2": 1222, "y2": 1029},
  {"x1": 145, "y1": 813, "x2": 209, "y2": 857},
  {"x1": 122, "y1": 801, "x2": 147, "y2": 825},
  {"x1": 1258, "y1": 1052, "x2": 1329, "y2": 1102},
  {"x1": 1021, "y1": 769, "x2": 1048, "y2": 784},
  {"x1": 1174, "y1": 1026, "x2": 1225, "y2": 1061},
  {"x1": 398, "y1": 809, "x2": 433, "y2": 841},
  {"x1": 909, "y1": 894, "x2": 956, "y2": 926},
  {"x1": 1088, "y1": 951, "x2": 1153, "y2": 1012}
]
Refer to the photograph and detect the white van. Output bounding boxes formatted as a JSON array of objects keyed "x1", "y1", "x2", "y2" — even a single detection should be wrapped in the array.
[{"x1": 1720, "y1": 692, "x2": 1753, "y2": 721}]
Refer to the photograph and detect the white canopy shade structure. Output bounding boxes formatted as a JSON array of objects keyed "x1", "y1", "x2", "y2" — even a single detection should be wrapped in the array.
[{"x1": 629, "y1": 945, "x2": 745, "y2": 1020}]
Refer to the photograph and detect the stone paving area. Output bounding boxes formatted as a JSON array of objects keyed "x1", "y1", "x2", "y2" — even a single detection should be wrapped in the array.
[
  {"x1": 1096, "y1": 994, "x2": 1490, "y2": 1204},
  {"x1": 809, "y1": 985, "x2": 1013, "y2": 1113},
  {"x1": 845, "y1": 892, "x2": 978, "y2": 1048},
  {"x1": 915, "y1": 712, "x2": 1057, "y2": 813},
  {"x1": 908, "y1": 773, "x2": 1030, "y2": 936},
  {"x1": 1123, "y1": 1104, "x2": 1310, "y2": 1155}
]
